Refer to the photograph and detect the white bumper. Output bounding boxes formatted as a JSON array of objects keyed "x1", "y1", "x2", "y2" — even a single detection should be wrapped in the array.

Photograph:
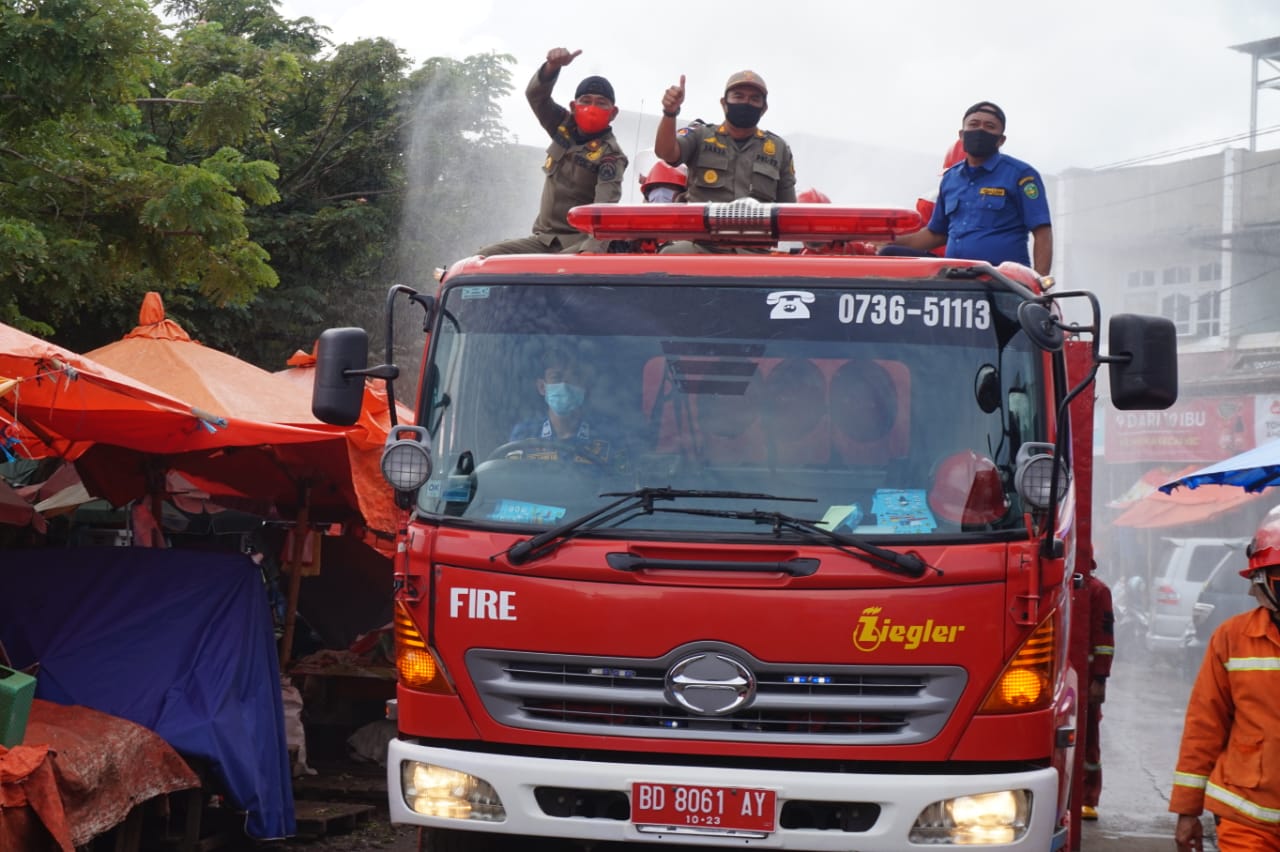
[{"x1": 386, "y1": 738, "x2": 1064, "y2": 850}]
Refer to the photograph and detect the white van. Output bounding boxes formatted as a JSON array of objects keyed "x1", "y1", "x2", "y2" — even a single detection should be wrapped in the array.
[{"x1": 1144, "y1": 537, "x2": 1250, "y2": 660}]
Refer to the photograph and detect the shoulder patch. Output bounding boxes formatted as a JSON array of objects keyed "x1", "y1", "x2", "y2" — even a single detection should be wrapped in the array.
[
  {"x1": 677, "y1": 126, "x2": 691, "y2": 137},
  {"x1": 599, "y1": 158, "x2": 620, "y2": 182},
  {"x1": 1022, "y1": 181, "x2": 1041, "y2": 200}
]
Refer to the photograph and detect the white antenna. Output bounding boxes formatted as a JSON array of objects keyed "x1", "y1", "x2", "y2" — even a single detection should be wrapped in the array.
[{"x1": 629, "y1": 99, "x2": 646, "y2": 203}]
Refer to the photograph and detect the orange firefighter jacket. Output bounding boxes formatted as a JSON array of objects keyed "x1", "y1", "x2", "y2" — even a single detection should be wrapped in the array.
[{"x1": 1169, "y1": 606, "x2": 1280, "y2": 828}]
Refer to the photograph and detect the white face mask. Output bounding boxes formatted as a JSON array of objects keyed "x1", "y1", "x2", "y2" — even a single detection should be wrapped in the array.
[{"x1": 645, "y1": 186, "x2": 680, "y2": 203}]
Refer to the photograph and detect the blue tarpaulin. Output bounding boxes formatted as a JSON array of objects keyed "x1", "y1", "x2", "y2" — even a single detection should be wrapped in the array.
[
  {"x1": 0, "y1": 547, "x2": 295, "y2": 839},
  {"x1": 1160, "y1": 438, "x2": 1280, "y2": 494}
]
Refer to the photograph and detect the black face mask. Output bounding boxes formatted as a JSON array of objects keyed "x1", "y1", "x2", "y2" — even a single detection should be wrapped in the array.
[
  {"x1": 962, "y1": 129, "x2": 1001, "y2": 159},
  {"x1": 725, "y1": 102, "x2": 764, "y2": 129}
]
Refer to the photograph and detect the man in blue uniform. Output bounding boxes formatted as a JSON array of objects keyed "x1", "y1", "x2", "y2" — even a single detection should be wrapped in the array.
[
  {"x1": 885, "y1": 102, "x2": 1053, "y2": 275},
  {"x1": 505, "y1": 349, "x2": 628, "y2": 472}
]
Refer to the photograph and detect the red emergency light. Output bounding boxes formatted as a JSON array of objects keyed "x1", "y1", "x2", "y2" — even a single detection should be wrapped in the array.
[{"x1": 567, "y1": 201, "x2": 923, "y2": 243}]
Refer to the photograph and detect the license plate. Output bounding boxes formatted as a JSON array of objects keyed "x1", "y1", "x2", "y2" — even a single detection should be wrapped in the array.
[{"x1": 631, "y1": 782, "x2": 776, "y2": 834}]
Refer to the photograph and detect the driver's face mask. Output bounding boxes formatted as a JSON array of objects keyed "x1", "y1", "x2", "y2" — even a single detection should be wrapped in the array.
[
  {"x1": 544, "y1": 382, "x2": 585, "y2": 417},
  {"x1": 645, "y1": 186, "x2": 679, "y2": 204}
]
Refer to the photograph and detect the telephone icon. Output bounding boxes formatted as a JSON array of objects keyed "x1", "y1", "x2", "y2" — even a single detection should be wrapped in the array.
[{"x1": 767, "y1": 290, "x2": 815, "y2": 319}]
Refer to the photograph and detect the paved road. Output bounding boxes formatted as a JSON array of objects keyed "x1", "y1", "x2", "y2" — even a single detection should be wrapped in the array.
[{"x1": 1075, "y1": 650, "x2": 1215, "y2": 852}]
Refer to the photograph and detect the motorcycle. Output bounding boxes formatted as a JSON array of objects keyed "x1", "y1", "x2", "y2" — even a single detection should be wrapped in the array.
[{"x1": 1112, "y1": 574, "x2": 1149, "y2": 662}]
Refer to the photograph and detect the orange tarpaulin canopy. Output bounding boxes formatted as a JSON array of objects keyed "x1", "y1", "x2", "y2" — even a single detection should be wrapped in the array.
[
  {"x1": 0, "y1": 320, "x2": 326, "y2": 459},
  {"x1": 85, "y1": 292, "x2": 317, "y2": 425},
  {"x1": 1112, "y1": 468, "x2": 1269, "y2": 528},
  {"x1": 1, "y1": 314, "x2": 359, "y2": 522}
]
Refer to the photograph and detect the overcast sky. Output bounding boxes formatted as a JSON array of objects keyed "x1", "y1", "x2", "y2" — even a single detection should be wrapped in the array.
[{"x1": 277, "y1": 0, "x2": 1280, "y2": 185}]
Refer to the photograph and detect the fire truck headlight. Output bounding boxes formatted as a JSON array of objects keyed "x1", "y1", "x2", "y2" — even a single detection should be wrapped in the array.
[
  {"x1": 909, "y1": 790, "x2": 1029, "y2": 844},
  {"x1": 381, "y1": 426, "x2": 432, "y2": 492},
  {"x1": 401, "y1": 761, "x2": 505, "y2": 821}
]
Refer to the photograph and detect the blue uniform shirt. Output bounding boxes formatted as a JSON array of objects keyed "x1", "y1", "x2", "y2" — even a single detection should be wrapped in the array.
[
  {"x1": 927, "y1": 152, "x2": 1051, "y2": 268},
  {"x1": 507, "y1": 416, "x2": 628, "y2": 469}
]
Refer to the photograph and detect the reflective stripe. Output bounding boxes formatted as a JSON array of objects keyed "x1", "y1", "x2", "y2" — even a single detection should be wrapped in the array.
[
  {"x1": 1224, "y1": 657, "x2": 1280, "y2": 671},
  {"x1": 1206, "y1": 782, "x2": 1280, "y2": 824},
  {"x1": 1084, "y1": 761, "x2": 1101, "y2": 771},
  {"x1": 1174, "y1": 771, "x2": 1208, "y2": 789},
  {"x1": 1093, "y1": 644, "x2": 1114, "y2": 656}
]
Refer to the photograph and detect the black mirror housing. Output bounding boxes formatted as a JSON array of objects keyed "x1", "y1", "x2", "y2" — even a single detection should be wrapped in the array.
[
  {"x1": 1108, "y1": 314, "x2": 1178, "y2": 411},
  {"x1": 312, "y1": 327, "x2": 369, "y2": 425}
]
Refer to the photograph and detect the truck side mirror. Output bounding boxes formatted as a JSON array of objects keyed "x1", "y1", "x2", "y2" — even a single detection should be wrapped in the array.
[
  {"x1": 312, "y1": 327, "x2": 369, "y2": 425},
  {"x1": 1108, "y1": 314, "x2": 1178, "y2": 411}
]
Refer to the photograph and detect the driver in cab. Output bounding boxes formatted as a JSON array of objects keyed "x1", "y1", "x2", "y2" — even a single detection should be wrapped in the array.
[{"x1": 505, "y1": 350, "x2": 629, "y2": 472}]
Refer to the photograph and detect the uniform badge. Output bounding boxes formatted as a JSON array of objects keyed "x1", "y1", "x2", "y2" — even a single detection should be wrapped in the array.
[
  {"x1": 587, "y1": 139, "x2": 601, "y2": 150},
  {"x1": 703, "y1": 169, "x2": 718, "y2": 184},
  {"x1": 599, "y1": 160, "x2": 618, "y2": 181},
  {"x1": 586, "y1": 147, "x2": 603, "y2": 161},
  {"x1": 543, "y1": 155, "x2": 553, "y2": 169},
  {"x1": 763, "y1": 139, "x2": 776, "y2": 156},
  {"x1": 1023, "y1": 182, "x2": 1040, "y2": 200}
]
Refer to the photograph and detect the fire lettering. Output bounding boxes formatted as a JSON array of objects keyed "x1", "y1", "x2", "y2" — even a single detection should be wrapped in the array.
[{"x1": 851, "y1": 606, "x2": 965, "y2": 652}]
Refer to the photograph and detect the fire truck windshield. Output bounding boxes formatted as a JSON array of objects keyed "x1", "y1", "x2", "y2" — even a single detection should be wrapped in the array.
[{"x1": 415, "y1": 278, "x2": 1047, "y2": 540}]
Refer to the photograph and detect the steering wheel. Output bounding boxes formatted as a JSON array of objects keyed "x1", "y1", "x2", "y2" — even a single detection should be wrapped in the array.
[{"x1": 486, "y1": 437, "x2": 608, "y2": 468}]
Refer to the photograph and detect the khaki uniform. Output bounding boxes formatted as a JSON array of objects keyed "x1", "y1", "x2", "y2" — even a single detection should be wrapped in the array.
[
  {"x1": 674, "y1": 121, "x2": 796, "y2": 204},
  {"x1": 479, "y1": 69, "x2": 628, "y2": 256}
]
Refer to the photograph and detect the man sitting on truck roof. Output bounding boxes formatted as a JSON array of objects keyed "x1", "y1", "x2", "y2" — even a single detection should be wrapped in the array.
[
  {"x1": 882, "y1": 101, "x2": 1053, "y2": 276},
  {"x1": 653, "y1": 69, "x2": 796, "y2": 254},
  {"x1": 476, "y1": 47, "x2": 628, "y2": 256}
]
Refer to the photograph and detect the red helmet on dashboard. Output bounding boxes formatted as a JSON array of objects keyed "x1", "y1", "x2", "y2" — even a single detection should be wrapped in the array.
[
  {"x1": 1242, "y1": 514, "x2": 1280, "y2": 578},
  {"x1": 928, "y1": 450, "x2": 1009, "y2": 527},
  {"x1": 797, "y1": 187, "x2": 831, "y2": 204}
]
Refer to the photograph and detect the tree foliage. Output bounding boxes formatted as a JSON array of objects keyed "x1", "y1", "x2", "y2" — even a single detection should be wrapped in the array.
[
  {"x1": 1, "y1": 0, "x2": 521, "y2": 373},
  {"x1": 0, "y1": 0, "x2": 281, "y2": 337}
]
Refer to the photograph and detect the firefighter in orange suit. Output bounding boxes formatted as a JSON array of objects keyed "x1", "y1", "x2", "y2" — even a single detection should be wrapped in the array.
[
  {"x1": 1171, "y1": 514, "x2": 1280, "y2": 851},
  {"x1": 1081, "y1": 565, "x2": 1114, "y2": 820}
]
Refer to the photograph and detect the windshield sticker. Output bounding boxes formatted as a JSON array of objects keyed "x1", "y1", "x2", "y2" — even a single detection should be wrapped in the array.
[
  {"x1": 767, "y1": 290, "x2": 815, "y2": 319},
  {"x1": 871, "y1": 490, "x2": 937, "y2": 534},
  {"x1": 852, "y1": 606, "x2": 966, "y2": 652},
  {"x1": 460, "y1": 286, "x2": 492, "y2": 300},
  {"x1": 488, "y1": 499, "x2": 566, "y2": 525}
]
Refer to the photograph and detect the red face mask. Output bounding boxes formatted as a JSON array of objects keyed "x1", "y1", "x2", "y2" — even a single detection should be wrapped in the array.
[{"x1": 573, "y1": 102, "x2": 612, "y2": 135}]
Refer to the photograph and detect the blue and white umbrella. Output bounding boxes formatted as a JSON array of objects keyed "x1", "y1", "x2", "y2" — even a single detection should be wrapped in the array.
[{"x1": 1160, "y1": 439, "x2": 1280, "y2": 494}]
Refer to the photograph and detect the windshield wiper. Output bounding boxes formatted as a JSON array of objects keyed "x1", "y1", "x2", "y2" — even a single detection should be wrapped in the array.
[
  {"x1": 641, "y1": 506, "x2": 935, "y2": 579},
  {"x1": 501, "y1": 487, "x2": 815, "y2": 565}
]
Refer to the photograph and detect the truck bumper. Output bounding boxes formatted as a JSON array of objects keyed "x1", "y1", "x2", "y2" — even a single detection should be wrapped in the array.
[{"x1": 387, "y1": 739, "x2": 1065, "y2": 850}]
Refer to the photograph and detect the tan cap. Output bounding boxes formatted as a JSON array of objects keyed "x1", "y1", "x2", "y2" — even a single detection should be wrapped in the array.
[{"x1": 724, "y1": 70, "x2": 768, "y2": 97}]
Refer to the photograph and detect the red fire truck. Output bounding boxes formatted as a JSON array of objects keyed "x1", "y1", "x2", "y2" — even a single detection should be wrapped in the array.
[{"x1": 312, "y1": 202, "x2": 1177, "y2": 851}]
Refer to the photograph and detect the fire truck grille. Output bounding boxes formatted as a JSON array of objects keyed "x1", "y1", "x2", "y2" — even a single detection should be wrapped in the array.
[{"x1": 465, "y1": 647, "x2": 965, "y2": 745}]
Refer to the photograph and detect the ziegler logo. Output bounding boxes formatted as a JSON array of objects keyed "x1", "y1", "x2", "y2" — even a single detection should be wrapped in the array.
[{"x1": 851, "y1": 606, "x2": 965, "y2": 652}]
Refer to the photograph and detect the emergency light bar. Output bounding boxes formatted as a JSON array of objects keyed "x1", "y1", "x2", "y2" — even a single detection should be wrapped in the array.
[{"x1": 567, "y1": 200, "x2": 923, "y2": 243}]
